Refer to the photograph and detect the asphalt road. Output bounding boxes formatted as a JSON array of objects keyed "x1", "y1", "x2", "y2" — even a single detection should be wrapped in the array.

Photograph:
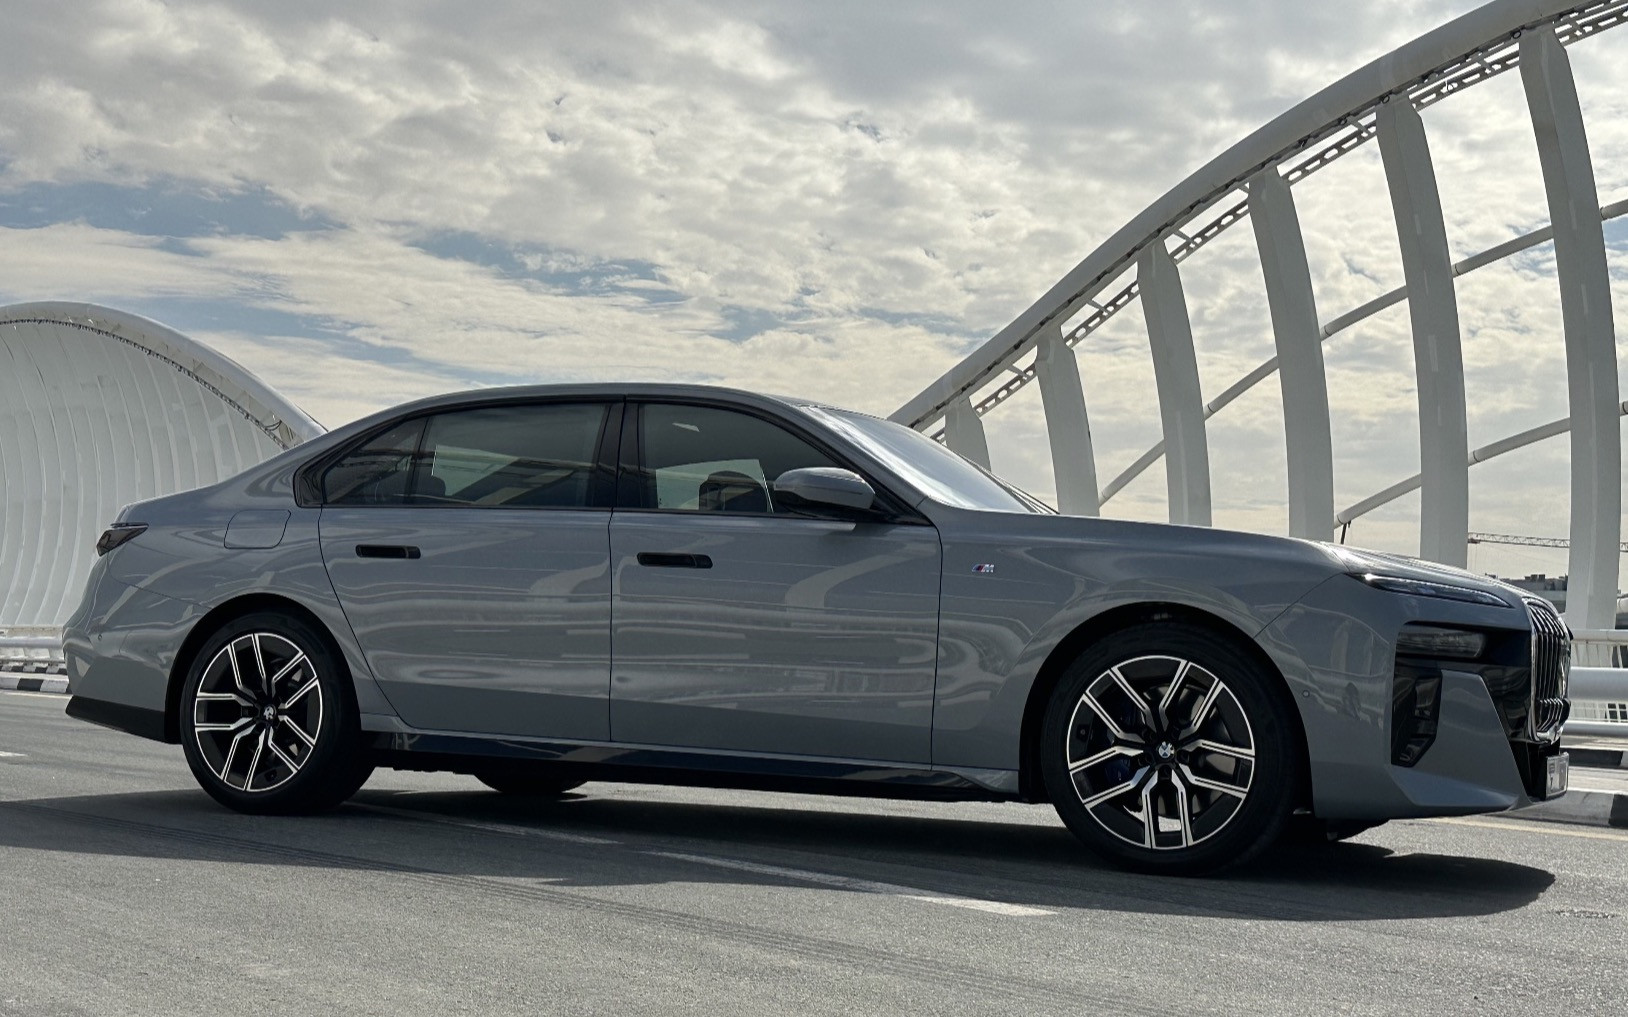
[{"x1": 2, "y1": 690, "x2": 1625, "y2": 1017}]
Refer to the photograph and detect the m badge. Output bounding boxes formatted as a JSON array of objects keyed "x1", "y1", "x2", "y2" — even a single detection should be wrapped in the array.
[{"x1": 971, "y1": 563, "x2": 997, "y2": 574}]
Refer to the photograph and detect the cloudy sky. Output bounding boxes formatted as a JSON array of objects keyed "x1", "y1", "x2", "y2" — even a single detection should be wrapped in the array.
[{"x1": 2, "y1": 0, "x2": 1625, "y2": 583}]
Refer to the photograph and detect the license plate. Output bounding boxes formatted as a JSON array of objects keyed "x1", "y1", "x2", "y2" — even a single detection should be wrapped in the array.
[{"x1": 1545, "y1": 752, "x2": 1569, "y2": 798}]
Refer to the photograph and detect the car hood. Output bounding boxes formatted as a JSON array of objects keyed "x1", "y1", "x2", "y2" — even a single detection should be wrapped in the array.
[{"x1": 937, "y1": 506, "x2": 1527, "y2": 608}]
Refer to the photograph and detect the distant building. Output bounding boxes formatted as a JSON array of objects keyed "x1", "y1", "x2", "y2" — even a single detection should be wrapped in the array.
[
  {"x1": 1491, "y1": 573, "x2": 1628, "y2": 629},
  {"x1": 1499, "y1": 573, "x2": 1569, "y2": 613}
]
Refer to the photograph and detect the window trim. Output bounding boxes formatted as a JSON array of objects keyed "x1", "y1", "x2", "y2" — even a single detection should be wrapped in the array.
[
  {"x1": 297, "y1": 396, "x2": 623, "y2": 511},
  {"x1": 617, "y1": 397, "x2": 929, "y2": 525}
]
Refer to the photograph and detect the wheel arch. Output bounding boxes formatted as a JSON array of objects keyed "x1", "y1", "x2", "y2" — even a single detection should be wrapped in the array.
[
  {"x1": 165, "y1": 593, "x2": 357, "y2": 743},
  {"x1": 1016, "y1": 601, "x2": 1310, "y2": 805}
]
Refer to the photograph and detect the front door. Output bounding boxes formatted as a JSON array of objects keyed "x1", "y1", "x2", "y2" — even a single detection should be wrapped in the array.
[
  {"x1": 319, "y1": 399, "x2": 617, "y2": 740},
  {"x1": 609, "y1": 401, "x2": 941, "y2": 763}
]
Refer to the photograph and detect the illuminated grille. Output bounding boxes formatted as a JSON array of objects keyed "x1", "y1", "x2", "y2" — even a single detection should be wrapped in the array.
[{"x1": 1523, "y1": 598, "x2": 1570, "y2": 741}]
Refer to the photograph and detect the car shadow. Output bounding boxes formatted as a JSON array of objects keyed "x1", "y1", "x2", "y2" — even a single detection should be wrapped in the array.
[{"x1": 0, "y1": 787, "x2": 1554, "y2": 922}]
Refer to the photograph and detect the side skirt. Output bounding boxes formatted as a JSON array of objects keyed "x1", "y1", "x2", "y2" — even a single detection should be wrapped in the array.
[{"x1": 364, "y1": 730, "x2": 1019, "y2": 803}]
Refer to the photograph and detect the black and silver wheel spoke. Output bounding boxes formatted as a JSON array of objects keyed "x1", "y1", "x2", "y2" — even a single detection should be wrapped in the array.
[
  {"x1": 192, "y1": 632, "x2": 324, "y2": 794},
  {"x1": 1065, "y1": 654, "x2": 1256, "y2": 852}
]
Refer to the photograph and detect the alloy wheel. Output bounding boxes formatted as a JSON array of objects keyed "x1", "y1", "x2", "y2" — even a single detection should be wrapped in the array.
[
  {"x1": 1064, "y1": 654, "x2": 1256, "y2": 851},
  {"x1": 191, "y1": 632, "x2": 325, "y2": 793}
]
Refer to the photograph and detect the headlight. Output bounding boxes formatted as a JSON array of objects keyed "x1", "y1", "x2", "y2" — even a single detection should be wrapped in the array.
[
  {"x1": 1356, "y1": 572, "x2": 1510, "y2": 608},
  {"x1": 1395, "y1": 624, "x2": 1487, "y2": 659}
]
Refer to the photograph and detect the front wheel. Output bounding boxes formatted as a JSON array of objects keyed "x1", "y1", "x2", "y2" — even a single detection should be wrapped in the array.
[
  {"x1": 1040, "y1": 622, "x2": 1300, "y2": 875},
  {"x1": 179, "y1": 612, "x2": 373, "y2": 815}
]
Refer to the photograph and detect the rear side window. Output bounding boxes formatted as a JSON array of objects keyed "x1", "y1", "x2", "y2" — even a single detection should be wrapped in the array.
[
  {"x1": 322, "y1": 402, "x2": 610, "y2": 508},
  {"x1": 323, "y1": 418, "x2": 425, "y2": 506},
  {"x1": 635, "y1": 403, "x2": 838, "y2": 514}
]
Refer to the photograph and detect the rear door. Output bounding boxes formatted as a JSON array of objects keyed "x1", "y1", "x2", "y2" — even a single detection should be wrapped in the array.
[
  {"x1": 318, "y1": 399, "x2": 618, "y2": 740},
  {"x1": 609, "y1": 401, "x2": 941, "y2": 763}
]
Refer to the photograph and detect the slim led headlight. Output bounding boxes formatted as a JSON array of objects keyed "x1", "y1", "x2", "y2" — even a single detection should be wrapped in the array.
[{"x1": 1356, "y1": 573, "x2": 1509, "y2": 608}]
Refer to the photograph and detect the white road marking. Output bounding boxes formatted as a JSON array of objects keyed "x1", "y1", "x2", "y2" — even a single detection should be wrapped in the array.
[
  {"x1": 0, "y1": 750, "x2": 25, "y2": 758},
  {"x1": 646, "y1": 850, "x2": 1056, "y2": 917},
  {"x1": 354, "y1": 802, "x2": 621, "y2": 845}
]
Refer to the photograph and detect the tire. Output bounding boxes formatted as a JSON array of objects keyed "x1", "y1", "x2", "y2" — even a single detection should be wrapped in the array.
[
  {"x1": 179, "y1": 611, "x2": 373, "y2": 815},
  {"x1": 474, "y1": 770, "x2": 585, "y2": 797},
  {"x1": 1040, "y1": 622, "x2": 1300, "y2": 875}
]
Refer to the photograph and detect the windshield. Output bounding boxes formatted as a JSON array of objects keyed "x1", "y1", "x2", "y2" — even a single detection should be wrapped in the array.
[{"x1": 804, "y1": 406, "x2": 1051, "y2": 514}]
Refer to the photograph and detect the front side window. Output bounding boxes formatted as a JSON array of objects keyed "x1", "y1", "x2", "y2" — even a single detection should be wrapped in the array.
[
  {"x1": 323, "y1": 402, "x2": 610, "y2": 508},
  {"x1": 635, "y1": 403, "x2": 839, "y2": 514}
]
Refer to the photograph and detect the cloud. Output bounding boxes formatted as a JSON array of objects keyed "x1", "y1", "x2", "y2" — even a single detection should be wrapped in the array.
[{"x1": 0, "y1": 0, "x2": 1624, "y2": 587}]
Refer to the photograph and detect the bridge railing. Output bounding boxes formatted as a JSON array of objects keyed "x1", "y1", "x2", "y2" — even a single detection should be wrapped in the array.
[
  {"x1": 1567, "y1": 629, "x2": 1628, "y2": 737},
  {"x1": 0, "y1": 628, "x2": 66, "y2": 677}
]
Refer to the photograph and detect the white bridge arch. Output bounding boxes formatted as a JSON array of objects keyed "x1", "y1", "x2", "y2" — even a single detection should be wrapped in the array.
[{"x1": 894, "y1": 0, "x2": 1628, "y2": 629}]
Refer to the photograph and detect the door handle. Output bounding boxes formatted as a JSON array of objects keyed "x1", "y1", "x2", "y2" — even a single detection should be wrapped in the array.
[
  {"x1": 636, "y1": 552, "x2": 712, "y2": 569},
  {"x1": 356, "y1": 544, "x2": 421, "y2": 559}
]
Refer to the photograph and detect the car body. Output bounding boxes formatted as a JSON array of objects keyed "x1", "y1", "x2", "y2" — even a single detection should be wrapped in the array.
[{"x1": 63, "y1": 383, "x2": 1571, "y2": 873}]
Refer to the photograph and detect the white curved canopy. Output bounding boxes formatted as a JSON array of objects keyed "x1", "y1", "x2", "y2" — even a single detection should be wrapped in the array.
[{"x1": 0, "y1": 302, "x2": 323, "y2": 631}]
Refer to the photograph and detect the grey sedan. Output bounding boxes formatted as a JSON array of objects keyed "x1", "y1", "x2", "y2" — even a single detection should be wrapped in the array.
[{"x1": 63, "y1": 384, "x2": 1570, "y2": 874}]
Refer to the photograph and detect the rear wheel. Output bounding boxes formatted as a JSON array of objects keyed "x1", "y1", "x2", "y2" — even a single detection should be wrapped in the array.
[
  {"x1": 179, "y1": 611, "x2": 372, "y2": 815},
  {"x1": 1040, "y1": 622, "x2": 1299, "y2": 875},
  {"x1": 474, "y1": 770, "x2": 584, "y2": 797}
]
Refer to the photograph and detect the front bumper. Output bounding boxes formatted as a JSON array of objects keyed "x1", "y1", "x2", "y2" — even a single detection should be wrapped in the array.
[{"x1": 1263, "y1": 574, "x2": 1565, "y2": 821}]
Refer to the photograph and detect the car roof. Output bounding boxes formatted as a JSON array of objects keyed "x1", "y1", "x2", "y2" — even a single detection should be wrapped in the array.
[{"x1": 356, "y1": 382, "x2": 845, "y2": 421}]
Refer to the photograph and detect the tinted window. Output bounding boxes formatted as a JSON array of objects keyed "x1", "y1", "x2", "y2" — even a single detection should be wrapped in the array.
[
  {"x1": 417, "y1": 403, "x2": 608, "y2": 507},
  {"x1": 637, "y1": 404, "x2": 837, "y2": 514},
  {"x1": 323, "y1": 418, "x2": 425, "y2": 506},
  {"x1": 324, "y1": 403, "x2": 609, "y2": 508}
]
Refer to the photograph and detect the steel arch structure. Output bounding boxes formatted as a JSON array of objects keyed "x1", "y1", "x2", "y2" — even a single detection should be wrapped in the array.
[
  {"x1": 894, "y1": 0, "x2": 1628, "y2": 629},
  {"x1": 0, "y1": 302, "x2": 322, "y2": 641}
]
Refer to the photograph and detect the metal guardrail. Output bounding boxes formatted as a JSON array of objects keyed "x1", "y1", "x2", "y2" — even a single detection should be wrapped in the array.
[
  {"x1": 0, "y1": 628, "x2": 67, "y2": 676},
  {"x1": 1566, "y1": 630, "x2": 1628, "y2": 738},
  {"x1": 1569, "y1": 629, "x2": 1628, "y2": 666}
]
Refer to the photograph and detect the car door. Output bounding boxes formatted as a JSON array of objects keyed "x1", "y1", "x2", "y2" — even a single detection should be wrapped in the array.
[
  {"x1": 609, "y1": 400, "x2": 941, "y2": 763},
  {"x1": 318, "y1": 399, "x2": 618, "y2": 740}
]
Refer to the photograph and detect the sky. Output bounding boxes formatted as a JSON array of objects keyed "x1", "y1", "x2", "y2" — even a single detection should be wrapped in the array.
[{"x1": 1, "y1": 0, "x2": 1625, "y2": 584}]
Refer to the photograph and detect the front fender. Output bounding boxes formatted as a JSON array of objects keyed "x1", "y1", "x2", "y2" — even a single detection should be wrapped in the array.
[{"x1": 928, "y1": 529, "x2": 1336, "y2": 775}]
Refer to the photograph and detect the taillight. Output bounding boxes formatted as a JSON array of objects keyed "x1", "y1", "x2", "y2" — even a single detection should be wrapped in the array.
[{"x1": 95, "y1": 523, "x2": 147, "y2": 556}]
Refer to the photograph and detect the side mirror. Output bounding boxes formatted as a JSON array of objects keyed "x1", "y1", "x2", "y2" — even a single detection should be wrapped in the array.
[{"x1": 773, "y1": 467, "x2": 876, "y2": 512}]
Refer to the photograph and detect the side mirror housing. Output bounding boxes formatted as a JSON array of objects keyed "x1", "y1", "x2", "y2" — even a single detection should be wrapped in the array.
[{"x1": 773, "y1": 467, "x2": 876, "y2": 512}]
